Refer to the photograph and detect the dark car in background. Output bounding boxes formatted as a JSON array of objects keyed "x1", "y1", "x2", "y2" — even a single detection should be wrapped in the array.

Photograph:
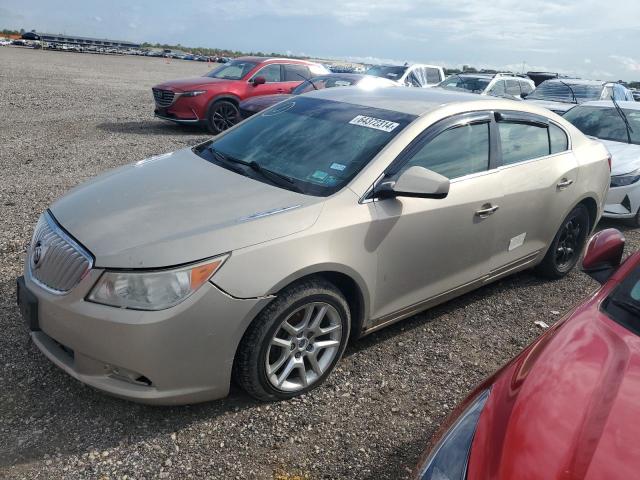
[
  {"x1": 414, "y1": 229, "x2": 640, "y2": 480},
  {"x1": 238, "y1": 73, "x2": 396, "y2": 119},
  {"x1": 524, "y1": 78, "x2": 635, "y2": 114},
  {"x1": 152, "y1": 56, "x2": 328, "y2": 133}
]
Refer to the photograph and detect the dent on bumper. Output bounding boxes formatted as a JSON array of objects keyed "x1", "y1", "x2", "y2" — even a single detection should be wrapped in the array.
[{"x1": 23, "y1": 272, "x2": 271, "y2": 405}]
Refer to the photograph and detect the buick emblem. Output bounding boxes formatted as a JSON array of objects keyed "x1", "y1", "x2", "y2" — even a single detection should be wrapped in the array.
[{"x1": 32, "y1": 241, "x2": 44, "y2": 268}]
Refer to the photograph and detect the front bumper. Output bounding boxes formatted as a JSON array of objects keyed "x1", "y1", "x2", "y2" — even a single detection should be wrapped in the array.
[
  {"x1": 603, "y1": 183, "x2": 640, "y2": 219},
  {"x1": 19, "y1": 268, "x2": 272, "y2": 405},
  {"x1": 154, "y1": 108, "x2": 202, "y2": 125}
]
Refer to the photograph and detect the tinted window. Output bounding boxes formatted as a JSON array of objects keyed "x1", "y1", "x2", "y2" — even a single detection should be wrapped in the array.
[
  {"x1": 292, "y1": 75, "x2": 356, "y2": 95},
  {"x1": 253, "y1": 64, "x2": 282, "y2": 82},
  {"x1": 563, "y1": 106, "x2": 640, "y2": 144},
  {"x1": 549, "y1": 124, "x2": 569, "y2": 153},
  {"x1": 406, "y1": 69, "x2": 425, "y2": 87},
  {"x1": 284, "y1": 64, "x2": 311, "y2": 81},
  {"x1": 506, "y1": 80, "x2": 521, "y2": 96},
  {"x1": 197, "y1": 97, "x2": 416, "y2": 196},
  {"x1": 206, "y1": 60, "x2": 258, "y2": 80},
  {"x1": 528, "y1": 81, "x2": 603, "y2": 103},
  {"x1": 603, "y1": 266, "x2": 640, "y2": 336},
  {"x1": 426, "y1": 68, "x2": 442, "y2": 84},
  {"x1": 402, "y1": 123, "x2": 490, "y2": 179},
  {"x1": 499, "y1": 122, "x2": 550, "y2": 164}
]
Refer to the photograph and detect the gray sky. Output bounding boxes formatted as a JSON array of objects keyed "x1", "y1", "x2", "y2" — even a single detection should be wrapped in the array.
[{"x1": 2, "y1": 0, "x2": 639, "y2": 80}]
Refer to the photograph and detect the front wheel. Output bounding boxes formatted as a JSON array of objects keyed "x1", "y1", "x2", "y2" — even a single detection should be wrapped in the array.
[
  {"x1": 206, "y1": 100, "x2": 239, "y2": 134},
  {"x1": 535, "y1": 204, "x2": 590, "y2": 279},
  {"x1": 234, "y1": 278, "x2": 350, "y2": 401}
]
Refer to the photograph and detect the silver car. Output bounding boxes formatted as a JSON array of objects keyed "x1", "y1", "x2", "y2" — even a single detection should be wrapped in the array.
[{"x1": 17, "y1": 88, "x2": 610, "y2": 404}]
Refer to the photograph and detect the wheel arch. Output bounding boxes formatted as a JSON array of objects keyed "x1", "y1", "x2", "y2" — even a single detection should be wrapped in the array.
[{"x1": 577, "y1": 196, "x2": 599, "y2": 233}]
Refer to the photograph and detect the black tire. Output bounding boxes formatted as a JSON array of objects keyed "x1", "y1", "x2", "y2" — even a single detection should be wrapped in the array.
[
  {"x1": 206, "y1": 99, "x2": 239, "y2": 134},
  {"x1": 624, "y1": 208, "x2": 640, "y2": 228},
  {"x1": 234, "y1": 278, "x2": 351, "y2": 402},
  {"x1": 535, "y1": 204, "x2": 590, "y2": 279}
]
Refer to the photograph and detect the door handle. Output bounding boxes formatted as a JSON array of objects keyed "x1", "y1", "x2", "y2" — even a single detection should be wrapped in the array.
[
  {"x1": 557, "y1": 178, "x2": 574, "y2": 189},
  {"x1": 276, "y1": 88, "x2": 285, "y2": 92},
  {"x1": 475, "y1": 204, "x2": 499, "y2": 218}
]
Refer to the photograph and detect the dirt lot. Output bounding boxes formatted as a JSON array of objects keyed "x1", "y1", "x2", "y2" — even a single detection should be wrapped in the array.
[{"x1": 0, "y1": 46, "x2": 638, "y2": 480}]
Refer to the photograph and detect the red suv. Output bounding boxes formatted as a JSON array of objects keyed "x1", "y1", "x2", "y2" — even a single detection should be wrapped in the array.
[{"x1": 152, "y1": 56, "x2": 329, "y2": 133}]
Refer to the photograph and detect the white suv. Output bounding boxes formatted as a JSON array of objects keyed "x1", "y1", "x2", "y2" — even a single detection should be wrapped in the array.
[
  {"x1": 365, "y1": 64, "x2": 445, "y2": 87},
  {"x1": 438, "y1": 73, "x2": 535, "y2": 99}
]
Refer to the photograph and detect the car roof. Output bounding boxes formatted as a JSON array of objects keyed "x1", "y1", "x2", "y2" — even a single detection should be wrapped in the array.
[
  {"x1": 579, "y1": 100, "x2": 640, "y2": 110},
  {"x1": 235, "y1": 56, "x2": 317, "y2": 65},
  {"x1": 303, "y1": 86, "x2": 496, "y2": 115}
]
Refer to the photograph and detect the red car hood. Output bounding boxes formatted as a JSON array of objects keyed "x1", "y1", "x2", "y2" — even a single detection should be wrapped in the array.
[
  {"x1": 468, "y1": 257, "x2": 640, "y2": 480},
  {"x1": 153, "y1": 76, "x2": 234, "y2": 92}
]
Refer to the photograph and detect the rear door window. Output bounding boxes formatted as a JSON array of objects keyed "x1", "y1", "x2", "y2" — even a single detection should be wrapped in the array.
[
  {"x1": 520, "y1": 81, "x2": 534, "y2": 95},
  {"x1": 426, "y1": 67, "x2": 442, "y2": 84},
  {"x1": 506, "y1": 80, "x2": 521, "y2": 96},
  {"x1": 284, "y1": 64, "x2": 311, "y2": 81},
  {"x1": 402, "y1": 123, "x2": 490, "y2": 179},
  {"x1": 498, "y1": 122, "x2": 550, "y2": 164},
  {"x1": 489, "y1": 80, "x2": 506, "y2": 96}
]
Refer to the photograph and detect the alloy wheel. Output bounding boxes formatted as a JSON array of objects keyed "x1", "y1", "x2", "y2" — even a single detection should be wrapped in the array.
[
  {"x1": 265, "y1": 302, "x2": 343, "y2": 392},
  {"x1": 555, "y1": 217, "x2": 583, "y2": 270},
  {"x1": 211, "y1": 102, "x2": 238, "y2": 132}
]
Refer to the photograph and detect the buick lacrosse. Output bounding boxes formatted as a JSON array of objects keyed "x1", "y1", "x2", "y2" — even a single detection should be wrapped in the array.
[{"x1": 17, "y1": 88, "x2": 610, "y2": 404}]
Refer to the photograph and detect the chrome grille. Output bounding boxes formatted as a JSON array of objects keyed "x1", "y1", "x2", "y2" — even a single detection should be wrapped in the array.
[
  {"x1": 28, "y1": 212, "x2": 93, "y2": 293},
  {"x1": 152, "y1": 88, "x2": 175, "y2": 108}
]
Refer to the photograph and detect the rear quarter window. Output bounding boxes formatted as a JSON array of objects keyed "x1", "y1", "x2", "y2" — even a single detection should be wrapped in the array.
[{"x1": 550, "y1": 124, "x2": 569, "y2": 153}]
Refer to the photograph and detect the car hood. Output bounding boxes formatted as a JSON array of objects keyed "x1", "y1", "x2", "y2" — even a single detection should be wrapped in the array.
[
  {"x1": 524, "y1": 98, "x2": 576, "y2": 113},
  {"x1": 50, "y1": 148, "x2": 323, "y2": 269},
  {"x1": 598, "y1": 139, "x2": 640, "y2": 176},
  {"x1": 153, "y1": 76, "x2": 236, "y2": 92},
  {"x1": 467, "y1": 297, "x2": 640, "y2": 480},
  {"x1": 240, "y1": 94, "x2": 292, "y2": 111}
]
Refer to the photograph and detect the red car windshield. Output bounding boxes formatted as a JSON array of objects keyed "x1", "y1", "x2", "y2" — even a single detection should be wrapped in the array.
[
  {"x1": 205, "y1": 60, "x2": 258, "y2": 80},
  {"x1": 604, "y1": 265, "x2": 640, "y2": 335}
]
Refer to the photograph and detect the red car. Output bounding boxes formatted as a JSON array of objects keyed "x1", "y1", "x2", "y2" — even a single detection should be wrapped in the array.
[
  {"x1": 414, "y1": 228, "x2": 639, "y2": 480},
  {"x1": 152, "y1": 56, "x2": 328, "y2": 133}
]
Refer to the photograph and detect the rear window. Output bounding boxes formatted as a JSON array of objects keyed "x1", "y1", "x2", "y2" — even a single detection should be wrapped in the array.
[
  {"x1": 563, "y1": 105, "x2": 640, "y2": 145},
  {"x1": 196, "y1": 97, "x2": 416, "y2": 196},
  {"x1": 603, "y1": 265, "x2": 640, "y2": 336},
  {"x1": 528, "y1": 81, "x2": 603, "y2": 103}
]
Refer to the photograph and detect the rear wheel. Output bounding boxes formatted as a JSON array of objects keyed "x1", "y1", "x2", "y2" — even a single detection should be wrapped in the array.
[
  {"x1": 234, "y1": 278, "x2": 350, "y2": 401},
  {"x1": 206, "y1": 100, "x2": 239, "y2": 134},
  {"x1": 535, "y1": 204, "x2": 590, "y2": 279}
]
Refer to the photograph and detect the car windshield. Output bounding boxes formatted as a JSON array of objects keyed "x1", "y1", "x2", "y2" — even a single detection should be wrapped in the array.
[
  {"x1": 563, "y1": 106, "x2": 640, "y2": 144},
  {"x1": 292, "y1": 76, "x2": 358, "y2": 95},
  {"x1": 439, "y1": 76, "x2": 491, "y2": 93},
  {"x1": 365, "y1": 65, "x2": 407, "y2": 81},
  {"x1": 603, "y1": 264, "x2": 640, "y2": 336},
  {"x1": 527, "y1": 81, "x2": 603, "y2": 103},
  {"x1": 195, "y1": 96, "x2": 416, "y2": 196},
  {"x1": 205, "y1": 60, "x2": 258, "y2": 80}
]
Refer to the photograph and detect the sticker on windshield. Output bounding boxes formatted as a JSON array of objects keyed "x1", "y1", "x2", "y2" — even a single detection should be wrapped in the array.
[
  {"x1": 310, "y1": 170, "x2": 329, "y2": 182},
  {"x1": 349, "y1": 115, "x2": 400, "y2": 132},
  {"x1": 330, "y1": 162, "x2": 346, "y2": 171}
]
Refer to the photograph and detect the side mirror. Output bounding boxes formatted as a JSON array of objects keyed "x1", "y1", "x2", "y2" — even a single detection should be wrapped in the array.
[
  {"x1": 582, "y1": 228, "x2": 625, "y2": 284},
  {"x1": 377, "y1": 166, "x2": 450, "y2": 199},
  {"x1": 251, "y1": 76, "x2": 266, "y2": 86},
  {"x1": 521, "y1": 92, "x2": 529, "y2": 99}
]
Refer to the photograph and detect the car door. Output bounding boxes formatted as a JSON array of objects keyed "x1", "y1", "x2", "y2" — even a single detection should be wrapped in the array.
[
  {"x1": 490, "y1": 111, "x2": 577, "y2": 276},
  {"x1": 247, "y1": 63, "x2": 288, "y2": 96},
  {"x1": 370, "y1": 112, "x2": 503, "y2": 321}
]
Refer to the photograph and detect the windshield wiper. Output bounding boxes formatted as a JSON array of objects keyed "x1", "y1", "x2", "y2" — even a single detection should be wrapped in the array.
[
  {"x1": 292, "y1": 72, "x2": 318, "y2": 91},
  {"x1": 610, "y1": 297, "x2": 640, "y2": 317},
  {"x1": 209, "y1": 147, "x2": 303, "y2": 193},
  {"x1": 611, "y1": 95, "x2": 634, "y2": 144},
  {"x1": 558, "y1": 80, "x2": 578, "y2": 104}
]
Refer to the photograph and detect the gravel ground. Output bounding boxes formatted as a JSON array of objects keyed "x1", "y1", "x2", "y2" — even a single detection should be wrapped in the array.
[{"x1": 1, "y1": 46, "x2": 638, "y2": 480}]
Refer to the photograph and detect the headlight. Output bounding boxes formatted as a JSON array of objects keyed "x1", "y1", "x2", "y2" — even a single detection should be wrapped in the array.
[
  {"x1": 87, "y1": 255, "x2": 228, "y2": 310},
  {"x1": 417, "y1": 389, "x2": 490, "y2": 480},
  {"x1": 181, "y1": 90, "x2": 206, "y2": 97},
  {"x1": 611, "y1": 170, "x2": 640, "y2": 188}
]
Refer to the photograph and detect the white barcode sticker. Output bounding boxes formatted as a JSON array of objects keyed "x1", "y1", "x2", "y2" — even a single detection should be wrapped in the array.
[{"x1": 349, "y1": 115, "x2": 399, "y2": 132}]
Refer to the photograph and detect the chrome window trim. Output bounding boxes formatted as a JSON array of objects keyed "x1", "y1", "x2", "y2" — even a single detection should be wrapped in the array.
[{"x1": 27, "y1": 210, "x2": 94, "y2": 296}]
